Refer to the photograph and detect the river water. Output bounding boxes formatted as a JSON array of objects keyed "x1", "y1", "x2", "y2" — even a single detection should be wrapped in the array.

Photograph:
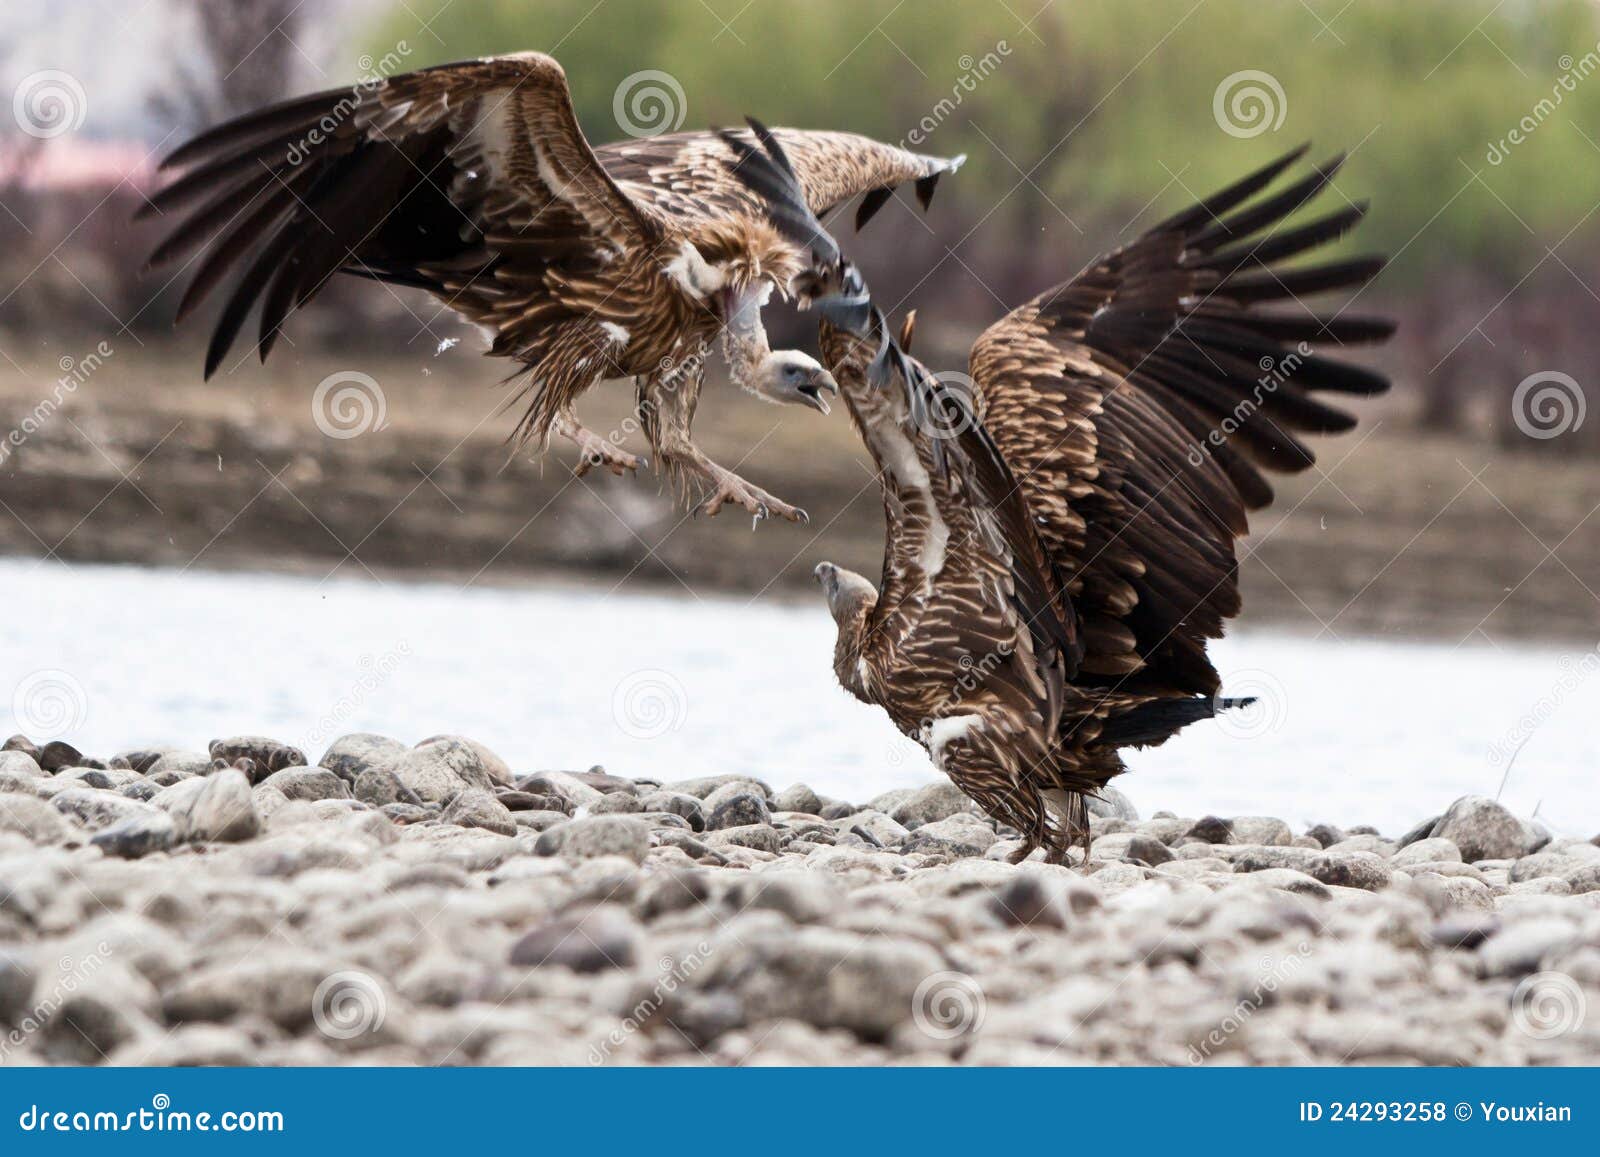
[{"x1": 3, "y1": 560, "x2": 1595, "y2": 834}]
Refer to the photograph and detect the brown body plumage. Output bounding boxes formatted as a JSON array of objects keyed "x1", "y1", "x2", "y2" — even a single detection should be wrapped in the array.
[
  {"x1": 727, "y1": 131, "x2": 1394, "y2": 861},
  {"x1": 139, "y1": 52, "x2": 961, "y2": 520}
]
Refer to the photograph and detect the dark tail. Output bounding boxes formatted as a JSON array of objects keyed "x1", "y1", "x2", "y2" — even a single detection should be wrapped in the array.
[{"x1": 1098, "y1": 695, "x2": 1256, "y2": 748}]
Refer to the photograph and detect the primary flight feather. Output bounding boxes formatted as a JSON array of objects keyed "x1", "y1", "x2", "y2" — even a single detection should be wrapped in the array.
[{"x1": 140, "y1": 52, "x2": 962, "y2": 522}]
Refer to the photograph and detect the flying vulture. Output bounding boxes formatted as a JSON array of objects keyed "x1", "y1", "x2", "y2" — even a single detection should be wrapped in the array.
[
  {"x1": 726, "y1": 127, "x2": 1394, "y2": 860},
  {"x1": 139, "y1": 52, "x2": 962, "y2": 521}
]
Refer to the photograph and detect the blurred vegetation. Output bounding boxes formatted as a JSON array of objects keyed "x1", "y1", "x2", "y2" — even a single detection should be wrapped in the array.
[
  {"x1": 7, "y1": 0, "x2": 1600, "y2": 448},
  {"x1": 360, "y1": 0, "x2": 1600, "y2": 285},
  {"x1": 363, "y1": 0, "x2": 1600, "y2": 446}
]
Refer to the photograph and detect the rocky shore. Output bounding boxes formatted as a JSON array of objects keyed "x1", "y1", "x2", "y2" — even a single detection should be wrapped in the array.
[{"x1": 0, "y1": 731, "x2": 1596, "y2": 1066}]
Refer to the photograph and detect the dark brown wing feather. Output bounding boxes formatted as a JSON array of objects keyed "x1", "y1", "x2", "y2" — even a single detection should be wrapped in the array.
[
  {"x1": 142, "y1": 52, "x2": 662, "y2": 378},
  {"x1": 969, "y1": 146, "x2": 1394, "y2": 696}
]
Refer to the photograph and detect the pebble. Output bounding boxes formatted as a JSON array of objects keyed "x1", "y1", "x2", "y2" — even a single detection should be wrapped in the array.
[
  {"x1": 707, "y1": 792, "x2": 771, "y2": 830},
  {"x1": 1430, "y1": 795, "x2": 1526, "y2": 862},
  {"x1": 0, "y1": 793, "x2": 78, "y2": 845},
  {"x1": 38, "y1": 741, "x2": 86, "y2": 772},
  {"x1": 393, "y1": 737, "x2": 497, "y2": 803},
  {"x1": 1184, "y1": 815, "x2": 1235, "y2": 845},
  {"x1": 773, "y1": 783, "x2": 823, "y2": 815},
  {"x1": 636, "y1": 791, "x2": 706, "y2": 831},
  {"x1": 509, "y1": 906, "x2": 640, "y2": 972},
  {"x1": 439, "y1": 789, "x2": 517, "y2": 836},
  {"x1": 590, "y1": 791, "x2": 644, "y2": 815},
  {"x1": 163, "y1": 769, "x2": 261, "y2": 843},
  {"x1": 888, "y1": 782, "x2": 975, "y2": 828},
  {"x1": 1393, "y1": 837, "x2": 1462, "y2": 867},
  {"x1": 209, "y1": 736, "x2": 306, "y2": 777},
  {"x1": 1230, "y1": 817, "x2": 1293, "y2": 846},
  {"x1": 534, "y1": 815, "x2": 650, "y2": 863},
  {"x1": 91, "y1": 811, "x2": 177, "y2": 859},
  {"x1": 260, "y1": 767, "x2": 352, "y2": 802},
  {"x1": 353, "y1": 767, "x2": 422, "y2": 808},
  {"x1": 319, "y1": 733, "x2": 409, "y2": 783},
  {"x1": 50, "y1": 787, "x2": 162, "y2": 831},
  {"x1": 3, "y1": 735, "x2": 1596, "y2": 1068}
]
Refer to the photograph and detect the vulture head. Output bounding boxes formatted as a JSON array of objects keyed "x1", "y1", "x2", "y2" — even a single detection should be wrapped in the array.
[
  {"x1": 749, "y1": 350, "x2": 838, "y2": 414},
  {"x1": 813, "y1": 561, "x2": 877, "y2": 623}
]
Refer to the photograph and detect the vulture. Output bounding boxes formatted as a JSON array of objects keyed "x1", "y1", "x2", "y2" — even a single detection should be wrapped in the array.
[
  {"x1": 139, "y1": 52, "x2": 962, "y2": 521},
  {"x1": 725, "y1": 126, "x2": 1395, "y2": 860}
]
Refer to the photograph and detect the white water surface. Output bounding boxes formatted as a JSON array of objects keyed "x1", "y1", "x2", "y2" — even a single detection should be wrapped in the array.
[{"x1": 2, "y1": 560, "x2": 1594, "y2": 834}]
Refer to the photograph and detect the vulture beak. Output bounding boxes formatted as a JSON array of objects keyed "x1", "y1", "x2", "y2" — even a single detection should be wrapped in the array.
[{"x1": 795, "y1": 368, "x2": 839, "y2": 415}]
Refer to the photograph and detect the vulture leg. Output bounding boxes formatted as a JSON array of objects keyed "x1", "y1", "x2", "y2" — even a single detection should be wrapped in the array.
[
  {"x1": 636, "y1": 362, "x2": 809, "y2": 524},
  {"x1": 553, "y1": 409, "x2": 646, "y2": 477}
]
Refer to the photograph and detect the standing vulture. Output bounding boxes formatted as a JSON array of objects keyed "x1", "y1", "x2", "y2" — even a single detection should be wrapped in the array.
[
  {"x1": 139, "y1": 52, "x2": 962, "y2": 521},
  {"x1": 726, "y1": 128, "x2": 1394, "y2": 859}
]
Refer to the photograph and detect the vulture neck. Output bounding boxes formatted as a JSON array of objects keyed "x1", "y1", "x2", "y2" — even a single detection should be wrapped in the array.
[
  {"x1": 831, "y1": 598, "x2": 877, "y2": 703},
  {"x1": 719, "y1": 283, "x2": 775, "y2": 394}
]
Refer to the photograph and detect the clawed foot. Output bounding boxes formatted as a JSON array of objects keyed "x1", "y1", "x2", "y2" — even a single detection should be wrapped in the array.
[
  {"x1": 572, "y1": 430, "x2": 646, "y2": 478},
  {"x1": 695, "y1": 472, "x2": 808, "y2": 524}
]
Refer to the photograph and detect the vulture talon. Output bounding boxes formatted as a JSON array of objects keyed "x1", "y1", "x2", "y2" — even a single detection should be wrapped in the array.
[{"x1": 692, "y1": 469, "x2": 801, "y2": 525}]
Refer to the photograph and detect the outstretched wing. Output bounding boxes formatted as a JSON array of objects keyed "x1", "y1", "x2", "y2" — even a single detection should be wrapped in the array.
[
  {"x1": 968, "y1": 146, "x2": 1394, "y2": 696},
  {"x1": 601, "y1": 127, "x2": 963, "y2": 231},
  {"x1": 141, "y1": 52, "x2": 663, "y2": 377},
  {"x1": 718, "y1": 117, "x2": 1072, "y2": 683}
]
